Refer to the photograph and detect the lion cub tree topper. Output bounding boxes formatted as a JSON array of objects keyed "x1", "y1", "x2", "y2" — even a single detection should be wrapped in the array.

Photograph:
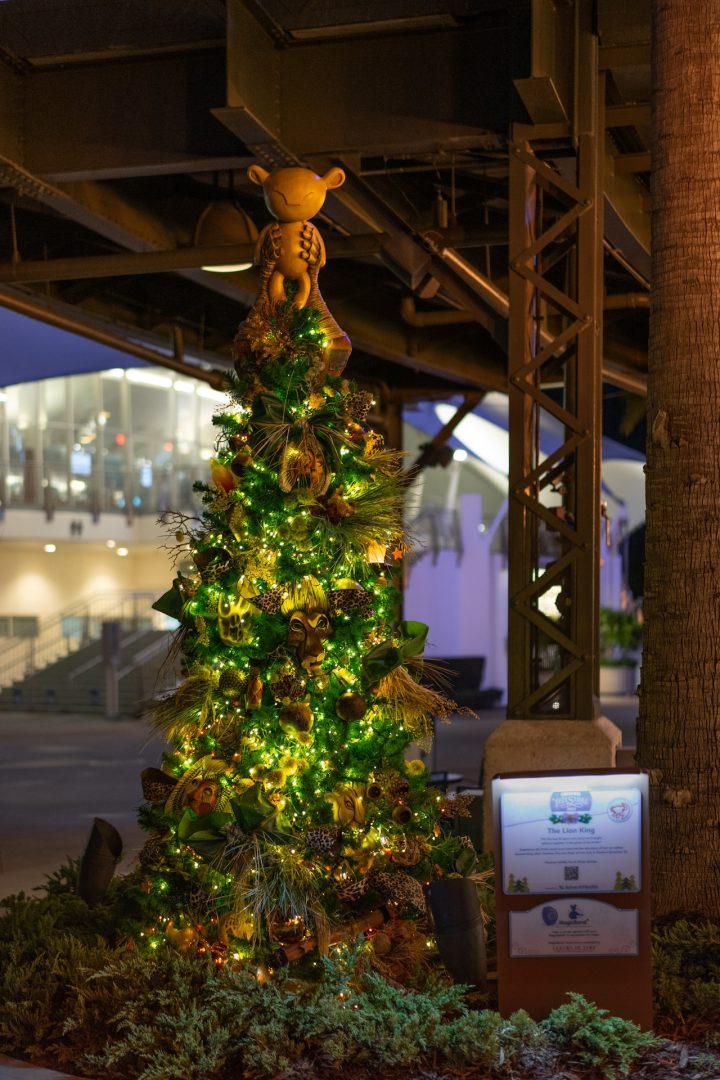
[{"x1": 245, "y1": 165, "x2": 352, "y2": 376}]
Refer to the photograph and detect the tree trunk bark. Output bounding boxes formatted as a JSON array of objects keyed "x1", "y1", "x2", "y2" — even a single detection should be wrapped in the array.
[{"x1": 638, "y1": 0, "x2": 720, "y2": 916}]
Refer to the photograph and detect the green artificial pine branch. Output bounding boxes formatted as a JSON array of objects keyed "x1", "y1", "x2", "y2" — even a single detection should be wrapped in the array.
[{"x1": 136, "y1": 279, "x2": 468, "y2": 975}]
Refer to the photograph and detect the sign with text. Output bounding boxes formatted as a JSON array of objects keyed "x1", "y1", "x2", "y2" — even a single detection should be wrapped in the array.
[
  {"x1": 500, "y1": 784, "x2": 642, "y2": 894},
  {"x1": 492, "y1": 769, "x2": 651, "y2": 1029},
  {"x1": 509, "y1": 898, "x2": 639, "y2": 958}
]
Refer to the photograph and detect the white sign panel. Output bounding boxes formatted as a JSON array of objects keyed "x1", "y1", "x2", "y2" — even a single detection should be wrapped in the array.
[
  {"x1": 510, "y1": 899, "x2": 640, "y2": 958},
  {"x1": 500, "y1": 781, "x2": 642, "y2": 895}
]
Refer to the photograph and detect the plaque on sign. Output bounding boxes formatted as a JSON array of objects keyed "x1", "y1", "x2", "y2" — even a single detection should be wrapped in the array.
[
  {"x1": 500, "y1": 784, "x2": 642, "y2": 894},
  {"x1": 509, "y1": 898, "x2": 639, "y2": 958}
]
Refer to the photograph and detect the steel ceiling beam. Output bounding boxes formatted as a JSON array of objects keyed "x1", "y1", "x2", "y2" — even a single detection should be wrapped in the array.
[
  {"x1": 0, "y1": 287, "x2": 230, "y2": 388},
  {"x1": 0, "y1": 234, "x2": 387, "y2": 284}
]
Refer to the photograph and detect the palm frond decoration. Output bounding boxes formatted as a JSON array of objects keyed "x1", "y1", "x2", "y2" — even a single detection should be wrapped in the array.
[
  {"x1": 361, "y1": 445, "x2": 406, "y2": 475},
  {"x1": 374, "y1": 664, "x2": 461, "y2": 746},
  {"x1": 405, "y1": 654, "x2": 455, "y2": 691},
  {"x1": 313, "y1": 474, "x2": 406, "y2": 564},
  {"x1": 228, "y1": 834, "x2": 324, "y2": 944},
  {"x1": 150, "y1": 665, "x2": 219, "y2": 742},
  {"x1": 251, "y1": 415, "x2": 294, "y2": 464}
]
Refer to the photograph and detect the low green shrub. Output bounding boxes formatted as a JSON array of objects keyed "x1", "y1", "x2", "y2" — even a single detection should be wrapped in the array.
[
  {"x1": 652, "y1": 917, "x2": 720, "y2": 1033},
  {"x1": 4, "y1": 866, "x2": 720, "y2": 1080},
  {"x1": 542, "y1": 992, "x2": 658, "y2": 1079}
]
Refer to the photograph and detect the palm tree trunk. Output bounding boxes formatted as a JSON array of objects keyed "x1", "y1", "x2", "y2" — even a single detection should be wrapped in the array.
[{"x1": 638, "y1": 0, "x2": 720, "y2": 915}]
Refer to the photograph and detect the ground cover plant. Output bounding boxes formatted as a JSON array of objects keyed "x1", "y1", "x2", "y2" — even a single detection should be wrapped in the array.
[{"x1": 2, "y1": 865, "x2": 720, "y2": 1080}]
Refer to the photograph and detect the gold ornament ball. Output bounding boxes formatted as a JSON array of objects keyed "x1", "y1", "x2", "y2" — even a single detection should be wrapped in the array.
[
  {"x1": 392, "y1": 802, "x2": 413, "y2": 825},
  {"x1": 271, "y1": 914, "x2": 305, "y2": 945},
  {"x1": 166, "y1": 921, "x2": 199, "y2": 952},
  {"x1": 335, "y1": 691, "x2": 368, "y2": 721},
  {"x1": 366, "y1": 780, "x2": 383, "y2": 800}
]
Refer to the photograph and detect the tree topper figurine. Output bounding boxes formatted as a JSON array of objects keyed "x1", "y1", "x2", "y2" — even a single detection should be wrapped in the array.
[{"x1": 243, "y1": 165, "x2": 352, "y2": 377}]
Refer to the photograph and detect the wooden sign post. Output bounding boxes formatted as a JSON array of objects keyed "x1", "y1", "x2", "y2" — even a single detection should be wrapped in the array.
[{"x1": 492, "y1": 769, "x2": 652, "y2": 1029}]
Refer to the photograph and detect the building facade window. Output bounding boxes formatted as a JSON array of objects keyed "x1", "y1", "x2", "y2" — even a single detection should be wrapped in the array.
[{"x1": 0, "y1": 367, "x2": 226, "y2": 516}]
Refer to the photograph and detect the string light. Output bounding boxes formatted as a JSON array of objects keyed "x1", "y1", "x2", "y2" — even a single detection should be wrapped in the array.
[{"x1": 134, "y1": 301, "x2": 466, "y2": 973}]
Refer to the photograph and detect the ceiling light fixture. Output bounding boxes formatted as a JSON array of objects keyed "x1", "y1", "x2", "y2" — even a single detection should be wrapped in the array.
[
  {"x1": 43, "y1": 543, "x2": 56, "y2": 553},
  {"x1": 194, "y1": 200, "x2": 258, "y2": 273},
  {"x1": 117, "y1": 547, "x2": 129, "y2": 557}
]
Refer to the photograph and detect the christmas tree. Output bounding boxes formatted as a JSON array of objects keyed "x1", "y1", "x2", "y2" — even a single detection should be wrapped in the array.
[{"x1": 137, "y1": 165, "x2": 472, "y2": 976}]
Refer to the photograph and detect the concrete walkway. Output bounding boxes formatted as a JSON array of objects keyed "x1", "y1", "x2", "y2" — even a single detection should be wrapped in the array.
[
  {"x1": 0, "y1": 712, "x2": 164, "y2": 899},
  {"x1": 0, "y1": 1058, "x2": 82, "y2": 1079}
]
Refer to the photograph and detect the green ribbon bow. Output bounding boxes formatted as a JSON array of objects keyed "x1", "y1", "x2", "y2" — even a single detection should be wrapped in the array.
[{"x1": 361, "y1": 620, "x2": 429, "y2": 687}]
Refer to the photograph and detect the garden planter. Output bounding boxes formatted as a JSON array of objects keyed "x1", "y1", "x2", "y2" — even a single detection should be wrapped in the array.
[
  {"x1": 599, "y1": 665, "x2": 637, "y2": 697},
  {"x1": 427, "y1": 876, "x2": 487, "y2": 987}
]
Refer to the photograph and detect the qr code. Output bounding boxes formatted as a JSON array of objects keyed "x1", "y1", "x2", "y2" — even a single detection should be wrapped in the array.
[{"x1": 564, "y1": 866, "x2": 579, "y2": 881}]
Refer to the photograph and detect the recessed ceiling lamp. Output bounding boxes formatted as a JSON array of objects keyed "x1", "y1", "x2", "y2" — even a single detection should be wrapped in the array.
[
  {"x1": 43, "y1": 543, "x2": 56, "y2": 553},
  {"x1": 194, "y1": 201, "x2": 258, "y2": 273},
  {"x1": 117, "y1": 547, "x2": 129, "y2": 557},
  {"x1": 106, "y1": 539, "x2": 116, "y2": 548}
]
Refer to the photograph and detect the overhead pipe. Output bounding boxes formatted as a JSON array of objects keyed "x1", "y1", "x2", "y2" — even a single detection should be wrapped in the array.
[
  {"x1": 433, "y1": 247, "x2": 649, "y2": 394},
  {"x1": 603, "y1": 293, "x2": 650, "y2": 310},
  {"x1": 600, "y1": 363, "x2": 647, "y2": 395},
  {"x1": 0, "y1": 289, "x2": 229, "y2": 389},
  {"x1": 0, "y1": 234, "x2": 387, "y2": 286}
]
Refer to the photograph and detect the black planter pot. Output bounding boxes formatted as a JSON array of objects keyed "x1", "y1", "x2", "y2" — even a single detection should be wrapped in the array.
[{"x1": 428, "y1": 877, "x2": 487, "y2": 987}]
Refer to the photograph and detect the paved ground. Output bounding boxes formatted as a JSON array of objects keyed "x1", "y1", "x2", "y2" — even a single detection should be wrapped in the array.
[
  {"x1": 0, "y1": 1058, "x2": 82, "y2": 1080},
  {"x1": 0, "y1": 712, "x2": 164, "y2": 900},
  {"x1": 0, "y1": 697, "x2": 639, "y2": 901}
]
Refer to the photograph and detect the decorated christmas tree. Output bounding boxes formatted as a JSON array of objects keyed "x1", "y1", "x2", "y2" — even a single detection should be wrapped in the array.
[{"x1": 137, "y1": 165, "x2": 476, "y2": 978}]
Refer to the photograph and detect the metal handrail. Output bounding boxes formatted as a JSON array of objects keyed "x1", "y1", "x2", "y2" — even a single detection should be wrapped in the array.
[
  {"x1": 68, "y1": 626, "x2": 160, "y2": 681},
  {"x1": 117, "y1": 630, "x2": 175, "y2": 680},
  {"x1": 0, "y1": 590, "x2": 159, "y2": 688}
]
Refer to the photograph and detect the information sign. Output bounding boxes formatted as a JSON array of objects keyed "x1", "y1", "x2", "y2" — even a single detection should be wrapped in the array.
[
  {"x1": 500, "y1": 784, "x2": 641, "y2": 894},
  {"x1": 492, "y1": 769, "x2": 652, "y2": 1029}
]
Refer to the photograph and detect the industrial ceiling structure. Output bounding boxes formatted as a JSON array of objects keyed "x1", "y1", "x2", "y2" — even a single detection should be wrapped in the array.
[{"x1": 0, "y1": 0, "x2": 650, "y2": 404}]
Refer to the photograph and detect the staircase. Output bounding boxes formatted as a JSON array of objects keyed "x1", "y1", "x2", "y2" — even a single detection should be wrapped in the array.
[{"x1": 0, "y1": 592, "x2": 179, "y2": 716}]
